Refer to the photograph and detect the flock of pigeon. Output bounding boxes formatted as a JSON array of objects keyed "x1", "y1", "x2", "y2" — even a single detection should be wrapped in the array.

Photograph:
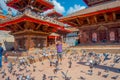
[{"x1": 0, "y1": 49, "x2": 120, "y2": 80}]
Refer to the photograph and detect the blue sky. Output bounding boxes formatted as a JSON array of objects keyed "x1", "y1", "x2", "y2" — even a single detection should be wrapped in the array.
[{"x1": 0, "y1": 0, "x2": 87, "y2": 16}]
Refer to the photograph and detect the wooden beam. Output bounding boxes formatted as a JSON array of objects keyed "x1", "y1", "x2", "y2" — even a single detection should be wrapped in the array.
[
  {"x1": 76, "y1": 18, "x2": 81, "y2": 26},
  {"x1": 112, "y1": 12, "x2": 116, "y2": 21},
  {"x1": 104, "y1": 13, "x2": 108, "y2": 22},
  {"x1": 42, "y1": 25, "x2": 48, "y2": 31},
  {"x1": 67, "y1": 21, "x2": 79, "y2": 27},
  {"x1": 36, "y1": 24, "x2": 42, "y2": 30},
  {"x1": 24, "y1": 21, "x2": 29, "y2": 30},
  {"x1": 94, "y1": 16, "x2": 97, "y2": 23},
  {"x1": 15, "y1": 23, "x2": 23, "y2": 30},
  {"x1": 86, "y1": 17, "x2": 90, "y2": 24},
  {"x1": 10, "y1": 25, "x2": 17, "y2": 32},
  {"x1": 33, "y1": 7, "x2": 43, "y2": 12}
]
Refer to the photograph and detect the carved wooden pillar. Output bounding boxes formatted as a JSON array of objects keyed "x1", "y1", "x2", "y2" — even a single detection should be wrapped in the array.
[
  {"x1": 25, "y1": 35, "x2": 35, "y2": 50},
  {"x1": 21, "y1": 37, "x2": 25, "y2": 49},
  {"x1": 115, "y1": 29, "x2": 119, "y2": 42},
  {"x1": 25, "y1": 36, "x2": 30, "y2": 50},
  {"x1": 14, "y1": 38, "x2": 18, "y2": 50},
  {"x1": 106, "y1": 29, "x2": 109, "y2": 43},
  {"x1": 89, "y1": 31, "x2": 92, "y2": 43},
  {"x1": 79, "y1": 30, "x2": 84, "y2": 44},
  {"x1": 97, "y1": 31, "x2": 100, "y2": 43},
  {"x1": 46, "y1": 37, "x2": 48, "y2": 47},
  {"x1": 107, "y1": 30, "x2": 110, "y2": 43}
]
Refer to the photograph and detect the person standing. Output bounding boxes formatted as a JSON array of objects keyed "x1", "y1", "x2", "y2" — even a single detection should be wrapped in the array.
[
  {"x1": 0, "y1": 43, "x2": 3, "y2": 68},
  {"x1": 56, "y1": 41, "x2": 63, "y2": 63}
]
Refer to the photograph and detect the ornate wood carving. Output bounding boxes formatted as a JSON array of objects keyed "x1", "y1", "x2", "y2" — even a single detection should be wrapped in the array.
[
  {"x1": 24, "y1": 21, "x2": 35, "y2": 30},
  {"x1": 94, "y1": 16, "x2": 98, "y2": 23},
  {"x1": 112, "y1": 12, "x2": 116, "y2": 21},
  {"x1": 86, "y1": 17, "x2": 90, "y2": 24},
  {"x1": 36, "y1": 24, "x2": 42, "y2": 30},
  {"x1": 76, "y1": 18, "x2": 81, "y2": 26},
  {"x1": 15, "y1": 23, "x2": 23, "y2": 30},
  {"x1": 104, "y1": 13, "x2": 108, "y2": 22}
]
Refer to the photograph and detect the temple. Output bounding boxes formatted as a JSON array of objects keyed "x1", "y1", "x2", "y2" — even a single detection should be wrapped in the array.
[
  {"x1": 0, "y1": 0, "x2": 70, "y2": 50},
  {"x1": 60, "y1": 0, "x2": 120, "y2": 44},
  {"x1": 6, "y1": 0, "x2": 54, "y2": 12},
  {"x1": 46, "y1": 10, "x2": 63, "y2": 19}
]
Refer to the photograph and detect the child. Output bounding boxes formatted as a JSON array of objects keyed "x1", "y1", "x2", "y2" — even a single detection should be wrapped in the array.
[{"x1": 4, "y1": 53, "x2": 8, "y2": 63}]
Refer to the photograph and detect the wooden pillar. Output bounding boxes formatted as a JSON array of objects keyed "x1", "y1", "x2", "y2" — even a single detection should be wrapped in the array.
[
  {"x1": 21, "y1": 37, "x2": 25, "y2": 49},
  {"x1": 25, "y1": 35, "x2": 35, "y2": 50},
  {"x1": 89, "y1": 31, "x2": 92, "y2": 43},
  {"x1": 112, "y1": 12, "x2": 116, "y2": 21},
  {"x1": 94, "y1": 16, "x2": 97, "y2": 23},
  {"x1": 106, "y1": 30, "x2": 109, "y2": 43},
  {"x1": 115, "y1": 29, "x2": 119, "y2": 42},
  {"x1": 97, "y1": 31, "x2": 100, "y2": 43},
  {"x1": 55, "y1": 36, "x2": 57, "y2": 44},
  {"x1": 25, "y1": 36, "x2": 31, "y2": 50},
  {"x1": 46, "y1": 36, "x2": 48, "y2": 47},
  {"x1": 14, "y1": 38, "x2": 18, "y2": 50}
]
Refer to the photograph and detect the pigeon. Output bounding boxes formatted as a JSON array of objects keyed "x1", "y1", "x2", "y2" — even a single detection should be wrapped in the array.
[
  {"x1": 53, "y1": 67, "x2": 62, "y2": 74},
  {"x1": 61, "y1": 70, "x2": 71, "y2": 80},
  {"x1": 102, "y1": 74, "x2": 109, "y2": 78},
  {"x1": 78, "y1": 76, "x2": 86, "y2": 80},
  {"x1": 1, "y1": 69, "x2": 6, "y2": 78},
  {"x1": 48, "y1": 76, "x2": 58, "y2": 80},
  {"x1": 5, "y1": 76, "x2": 10, "y2": 80},
  {"x1": 110, "y1": 63, "x2": 115, "y2": 67},
  {"x1": 98, "y1": 71, "x2": 101, "y2": 76},
  {"x1": 26, "y1": 69, "x2": 31, "y2": 73},
  {"x1": 111, "y1": 75, "x2": 119, "y2": 80},
  {"x1": 104, "y1": 68, "x2": 109, "y2": 73},
  {"x1": 42, "y1": 74, "x2": 47, "y2": 80},
  {"x1": 87, "y1": 70, "x2": 93, "y2": 75},
  {"x1": 68, "y1": 59, "x2": 72, "y2": 68}
]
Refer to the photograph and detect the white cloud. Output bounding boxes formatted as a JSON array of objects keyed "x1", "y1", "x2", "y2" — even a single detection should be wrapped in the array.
[
  {"x1": 51, "y1": 0, "x2": 65, "y2": 14},
  {"x1": 67, "y1": 4, "x2": 86, "y2": 15},
  {"x1": 43, "y1": 9, "x2": 53, "y2": 15}
]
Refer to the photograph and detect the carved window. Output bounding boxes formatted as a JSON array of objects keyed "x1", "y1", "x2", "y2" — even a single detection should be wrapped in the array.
[
  {"x1": 92, "y1": 32, "x2": 97, "y2": 41},
  {"x1": 109, "y1": 31, "x2": 115, "y2": 41}
]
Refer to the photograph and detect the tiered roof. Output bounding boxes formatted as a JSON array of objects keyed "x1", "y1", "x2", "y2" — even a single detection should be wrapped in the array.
[
  {"x1": 60, "y1": 0, "x2": 120, "y2": 21},
  {"x1": 0, "y1": 0, "x2": 71, "y2": 33},
  {"x1": 0, "y1": 13, "x2": 7, "y2": 30},
  {"x1": 6, "y1": 0, "x2": 54, "y2": 12},
  {"x1": 47, "y1": 11, "x2": 62, "y2": 17},
  {"x1": 84, "y1": 0, "x2": 114, "y2": 6},
  {"x1": 0, "y1": 10, "x2": 64, "y2": 30}
]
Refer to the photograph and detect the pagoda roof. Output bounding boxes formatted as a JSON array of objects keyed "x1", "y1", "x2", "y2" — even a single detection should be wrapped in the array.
[
  {"x1": 60, "y1": 0, "x2": 120, "y2": 21},
  {"x1": 0, "y1": 10, "x2": 63, "y2": 27},
  {"x1": 7, "y1": 0, "x2": 54, "y2": 12},
  {"x1": 0, "y1": 10, "x2": 71, "y2": 32},
  {"x1": 47, "y1": 11, "x2": 63, "y2": 17},
  {"x1": 84, "y1": 0, "x2": 113, "y2": 6}
]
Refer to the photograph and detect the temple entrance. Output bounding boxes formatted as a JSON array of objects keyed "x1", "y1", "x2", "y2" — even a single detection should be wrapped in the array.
[{"x1": 97, "y1": 25, "x2": 108, "y2": 43}]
